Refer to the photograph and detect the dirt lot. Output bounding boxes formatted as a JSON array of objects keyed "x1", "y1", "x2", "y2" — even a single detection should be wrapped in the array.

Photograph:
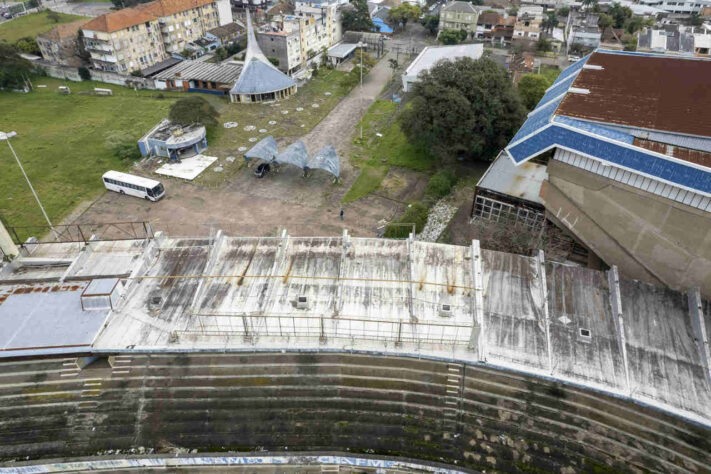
[{"x1": 73, "y1": 53, "x2": 414, "y2": 238}]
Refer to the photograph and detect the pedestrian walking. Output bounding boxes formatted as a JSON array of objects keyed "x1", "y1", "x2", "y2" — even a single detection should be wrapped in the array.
[{"x1": 339, "y1": 208, "x2": 344, "y2": 221}]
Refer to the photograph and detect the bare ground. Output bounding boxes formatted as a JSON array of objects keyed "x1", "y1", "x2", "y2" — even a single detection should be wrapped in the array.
[{"x1": 72, "y1": 53, "x2": 407, "y2": 238}]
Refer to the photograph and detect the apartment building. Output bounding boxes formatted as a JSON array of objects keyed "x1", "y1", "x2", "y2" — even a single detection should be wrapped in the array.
[
  {"x1": 439, "y1": 1, "x2": 479, "y2": 33},
  {"x1": 258, "y1": 0, "x2": 343, "y2": 74},
  {"x1": 81, "y1": 0, "x2": 232, "y2": 74},
  {"x1": 638, "y1": 0, "x2": 711, "y2": 14},
  {"x1": 513, "y1": 6, "x2": 543, "y2": 41}
]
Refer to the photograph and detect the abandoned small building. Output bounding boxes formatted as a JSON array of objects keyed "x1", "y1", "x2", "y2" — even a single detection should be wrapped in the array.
[
  {"x1": 36, "y1": 19, "x2": 89, "y2": 67},
  {"x1": 229, "y1": 11, "x2": 297, "y2": 103},
  {"x1": 152, "y1": 60, "x2": 243, "y2": 95},
  {"x1": 137, "y1": 119, "x2": 208, "y2": 159}
]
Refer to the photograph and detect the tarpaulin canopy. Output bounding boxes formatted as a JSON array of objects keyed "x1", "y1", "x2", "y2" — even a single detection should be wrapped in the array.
[
  {"x1": 305, "y1": 145, "x2": 340, "y2": 178},
  {"x1": 275, "y1": 140, "x2": 308, "y2": 169},
  {"x1": 244, "y1": 136, "x2": 278, "y2": 162}
]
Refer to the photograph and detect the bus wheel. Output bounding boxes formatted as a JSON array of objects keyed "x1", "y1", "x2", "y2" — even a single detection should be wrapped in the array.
[
  {"x1": 144, "y1": 196, "x2": 149, "y2": 200},
  {"x1": 119, "y1": 190, "x2": 125, "y2": 195}
]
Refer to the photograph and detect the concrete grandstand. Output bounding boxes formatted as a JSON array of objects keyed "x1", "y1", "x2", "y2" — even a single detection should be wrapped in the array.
[{"x1": 0, "y1": 228, "x2": 709, "y2": 472}]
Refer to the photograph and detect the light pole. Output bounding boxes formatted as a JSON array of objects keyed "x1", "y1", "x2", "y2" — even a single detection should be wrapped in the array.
[{"x1": 0, "y1": 131, "x2": 59, "y2": 240}]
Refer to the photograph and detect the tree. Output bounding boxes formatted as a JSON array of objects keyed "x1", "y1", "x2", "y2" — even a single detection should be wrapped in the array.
[
  {"x1": 438, "y1": 29, "x2": 462, "y2": 45},
  {"x1": 388, "y1": 58, "x2": 399, "y2": 70},
  {"x1": 420, "y1": 14, "x2": 439, "y2": 35},
  {"x1": 399, "y1": 57, "x2": 525, "y2": 162},
  {"x1": 78, "y1": 66, "x2": 91, "y2": 81},
  {"x1": 598, "y1": 13, "x2": 612, "y2": 30},
  {"x1": 388, "y1": 3, "x2": 421, "y2": 30},
  {"x1": 536, "y1": 37, "x2": 552, "y2": 52},
  {"x1": 169, "y1": 96, "x2": 219, "y2": 128},
  {"x1": 15, "y1": 37, "x2": 40, "y2": 55},
  {"x1": 267, "y1": 56, "x2": 279, "y2": 66},
  {"x1": 0, "y1": 43, "x2": 33, "y2": 90},
  {"x1": 517, "y1": 74, "x2": 550, "y2": 109},
  {"x1": 46, "y1": 10, "x2": 60, "y2": 22},
  {"x1": 556, "y1": 6, "x2": 570, "y2": 17},
  {"x1": 621, "y1": 33, "x2": 637, "y2": 51},
  {"x1": 507, "y1": 5, "x2": 519, "y2": 16},
  {"x1": 688, "y1": 12, "x2": 703, "y2": 27},
  {"x1": 342, "y1": 0, "x2": 374, "y2": 32},
  {"x1": 608, "y1": 2, "x2": 632, "y2": 28},
  {"x1": 541, "y1": 11, "x2": 558, "y2": 33},
  {"x1": 581, "y1": 0, "x2": 597, "y2": 10}
]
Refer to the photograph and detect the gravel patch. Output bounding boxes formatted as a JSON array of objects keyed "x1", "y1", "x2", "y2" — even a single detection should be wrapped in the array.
[{"x1": 416, "y1": 200, "x2": 458, "y2": 242}]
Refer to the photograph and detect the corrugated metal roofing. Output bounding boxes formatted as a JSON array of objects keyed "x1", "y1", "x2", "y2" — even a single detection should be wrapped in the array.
[
  {"x1": 477, "y1": 152, "x2": 547, "y2": 204},
  {"x1": 557, "y1": 50, "x2": 711, "y2": 138},
  {"x1": 154, "y1": 60, "x2": 243, "y2": 84}
]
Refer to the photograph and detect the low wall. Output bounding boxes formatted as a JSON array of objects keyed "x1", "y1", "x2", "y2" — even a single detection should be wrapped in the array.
[
  {"x1": 0, "y1": 352, "x2": 709, "y2": 473},
  {"x1": 40, "y1": 63, "x2": 155, "y2": 89}
]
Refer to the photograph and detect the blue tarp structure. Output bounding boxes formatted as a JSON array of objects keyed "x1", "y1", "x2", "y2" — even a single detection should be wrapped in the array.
[
  {"x1": 372, "y1": 18, "x2": 393, "y2": 35},
  {"x1": 275, "y1": 140, "x2": 308, "y2": 169},
  {"x1": 244, "y1": 136, "x2": 278, "y2": 163},
  {"x1": 306, "y1": 145, "x2": 340, "y2": 178}
]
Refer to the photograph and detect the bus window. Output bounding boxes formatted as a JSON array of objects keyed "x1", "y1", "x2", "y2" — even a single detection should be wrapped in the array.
[{"x1": 152, "y1": 184, "x2": 164, "y2": 196}]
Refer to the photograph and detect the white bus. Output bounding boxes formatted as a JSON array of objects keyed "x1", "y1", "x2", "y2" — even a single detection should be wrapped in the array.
[{"x1": 102, "y1": 171, "x2": 165, "y2": 201}]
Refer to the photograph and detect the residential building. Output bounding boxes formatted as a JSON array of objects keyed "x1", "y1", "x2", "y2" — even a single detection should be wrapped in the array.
[
  {"x1": 81, "y1": 0, "x2": 232, "y2": 74},
  {"x1": 207, "y1": 22, "x2": 244, "y2": 44},
  {"x1": 36, "y1": 19, "x2": 88, "y2": 67},
  {"x1": 439, "y1": 1, "x2": 479, "y2": 34},
  {"x1": 638, "y1": 0, "x2": 711, "y2": 14},
  {"x1": 258, "y1": 0, "x2": 344, "y2": 74},
  {"x1": 487, "y1": 50, "x2": 711, "y2": 297},
  {"x1": 637, "y1": 25, "x2": 695, "y2": 54},
  {"x1": 566, "y1": 12, "x2": 602, "y2": 50},
  {"x1": 402, "y1": 43, "x2": 483, "y2": 91},
  {"x1": 513, "y1": 6, "x2": 543, "y2": 41}
]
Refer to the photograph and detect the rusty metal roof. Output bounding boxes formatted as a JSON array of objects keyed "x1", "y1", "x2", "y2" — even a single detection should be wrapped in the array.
[{"x1": 556, "y1": 51, "x2": 711, "y2": 138}]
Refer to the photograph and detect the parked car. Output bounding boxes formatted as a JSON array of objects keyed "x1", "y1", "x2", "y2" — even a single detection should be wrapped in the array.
[
  {"x1": 254, "y1": 163, "x2": 271, "y2": 178},
  {"x1": 567, "y1": 55, "x2": 581, "y2": 62}
]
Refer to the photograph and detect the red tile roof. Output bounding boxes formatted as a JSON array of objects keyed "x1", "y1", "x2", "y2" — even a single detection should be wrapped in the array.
[
  {"x1": 83, "y1": 0, "x2": 214, "y2": 33},
  {"x1": 556, "y1": 51, "x2": 711, "y2": 138}
]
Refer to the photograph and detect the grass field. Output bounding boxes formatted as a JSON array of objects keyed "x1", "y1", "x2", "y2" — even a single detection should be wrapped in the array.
[
  {"x1": 0, "y1": 70, "x2": 351, "y2": 233},
  {"x1": 0, "y1": 12, "x2": 88, "y2": 43},
  {"x1": 0, "y1": 77, "x2": 181, "y2": 235},
  {"x1": 343, "y1": 100, "x2": 434, "y2": 203}
]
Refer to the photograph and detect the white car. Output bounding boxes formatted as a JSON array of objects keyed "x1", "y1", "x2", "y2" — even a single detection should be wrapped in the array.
[{"x1": 567, "y1": 55, "x2": 581, "y2": 62}]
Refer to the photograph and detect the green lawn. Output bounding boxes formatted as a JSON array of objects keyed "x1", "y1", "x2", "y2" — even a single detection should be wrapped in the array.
[
  {"x1": 343, "y1": 100, "x2": 434, "y2": 203},
  {"x1": 0, "y1": 77, "x2": 180, "y2": 235},
  {"x1": 0, "y1": 12, "x2": 88, "y2": 43},
  {"x1": 0, "y1": 70, "x2": 353, "y2": 232}
]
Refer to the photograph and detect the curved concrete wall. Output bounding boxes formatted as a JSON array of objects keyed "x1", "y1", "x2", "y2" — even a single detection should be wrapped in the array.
[{"x1": 1, "y1": 352, "x2": 710, "y2": 473}]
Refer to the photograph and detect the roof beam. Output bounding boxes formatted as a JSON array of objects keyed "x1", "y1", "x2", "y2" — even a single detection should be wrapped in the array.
[
  {"x1": 608, "y1": 266, "x2": 632, "y2": 396},
  {"x1": 536, "y1": 250, "x2": 553, "y2": 375},
  {"x1": 688, "y1": 287, "x2": 711, "y2": 384},
  {"x1": 332, "y1": 229, "x2": 348, "y2": 318},
  {"x1": 468, "y1": 240, "x2": 485, "y2": 361},
  {"x1": 188, "y1": 229, "x2": 224, "y2": 316},
  {"x1": 407, "y1": 233, "x2": 417, "y2": 323}
]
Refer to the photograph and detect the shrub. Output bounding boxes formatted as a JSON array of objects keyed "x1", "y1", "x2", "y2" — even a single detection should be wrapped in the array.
[
  {"x1": 425, "y1": 169, "x2": 457, "y2": 199},
  {"x1": 105, "y1": 131, "x2": 141, "y2": 161},
  {"x1": 78, "y1": 66, "x2": 91, "y2": 81},
  {"x1": 384, "y1": 202, "x2": 429, "y2": 238}
]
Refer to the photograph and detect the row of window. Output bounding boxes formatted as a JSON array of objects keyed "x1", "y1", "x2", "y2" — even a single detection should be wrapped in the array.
[{"x1": 105, "y1": 178, "x2": 145, "y2": 191}]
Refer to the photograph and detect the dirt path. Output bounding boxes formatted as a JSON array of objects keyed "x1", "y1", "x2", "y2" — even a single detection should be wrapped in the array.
[{"x1": 73, "y1": 53, "x2": 404, "y2": 238}]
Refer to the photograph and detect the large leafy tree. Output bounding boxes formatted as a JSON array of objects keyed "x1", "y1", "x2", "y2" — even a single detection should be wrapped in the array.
[
  {"x1": 169, "y1": 96, "x2": 220, "y2": 128},
  {"x1": 342, "y1": 0, "x2": 374, "y2": 32},
  {"x1": 420, "y1": 14, "x2": 439, "y2": 35},
  {"x1": 438, "y1": 29, "x2": 462, "y2": 45},
  {"x1": 388, "y1": 3, "x2": 421, "y2": 29},
  {"x1": 517, "y1": 74, "x2": 550, "y2": 110},
  {"x1": 0, "y1": 43, "x2": 33, "y2": 90},
  {"x1": 399, "y1": 57, "x2": 525, "y2": 162}
]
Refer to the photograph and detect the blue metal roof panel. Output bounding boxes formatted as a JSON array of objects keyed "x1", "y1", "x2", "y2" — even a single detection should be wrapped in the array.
[
  {"x1": 552, "y1": 54, "x2": 590, "y2": 86},
  {"x1": 536, "y1": 73, "x2": 576, "y2": 110},
  {"x1": 230, "y1": 59, "x2": 296, "y2": 95},
  {"x1": 509, "y1": 97, "x2": 561, "y2": 145},
  {"x1": 506, "y1": 125, "x2": 711, "y2": 194},
  {"x1": 554, "y1": 116, "x2": 635, "y2": 144}
]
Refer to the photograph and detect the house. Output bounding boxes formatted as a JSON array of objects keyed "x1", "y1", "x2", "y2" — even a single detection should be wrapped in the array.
[
  {"x1": 152, "y1": 60, "x2": 242, "y2": 94},
  {"x1": 81, "y1": 0, "x2": 233, "y2": 74},
  {"x1": 439, "y1": 1, "x2": 479, "y2": 34},
  {"x1": 485, "y1": 50, "x2": 711, "y2": 297},
  {"x1": 566, "y1": 12, "x2": 601, "y2": 50},
  {"x1": 208, "y1": 22, "x2": 244, "y2": 44},
  {"x1": 402, "y1": 43, "x2": 483, "y2": 92},
  {"x1": 475, "y1": 11, "x2": 502, "y2": 38},
  {"x1": 513, "y1": 6, "x2": 543, "y2": 42},
  {"x1": 36, "y1": 19, "x2": 88, "y2": 67},
  {"x1": 637, "y1": 25, "x2": 695, "y2": 54},
  {"x1": 137, "y1": 119, "x2": 208, "y2": 159}
]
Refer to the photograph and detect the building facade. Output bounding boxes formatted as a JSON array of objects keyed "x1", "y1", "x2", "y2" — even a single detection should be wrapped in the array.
[
  {"x1": 638, "y1": 0, "x2": 711, "y2": 14},
  {"x1": 513, "y1": 6, "x2": 543, "y2": 41},
  {"x1": 36, "y1": 19, "x2": 88, "y2": 67},
  {"x1": 566, "y1": 12, "x2": 601, "y2": 50},
  {"x1": 81, "y1": 0, "x2": 232, "y2": 74},
  {"x1": 439, "y1": 1, "x2": 479, "y2": 33}
]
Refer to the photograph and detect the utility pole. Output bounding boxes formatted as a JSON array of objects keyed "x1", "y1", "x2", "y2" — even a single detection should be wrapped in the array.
[
  {"x1": 359, "y1": 42, "x2": 363, "y2": 140},
  {"x1": 0, "y1": 132, "x2": 59, "y2": 241}
]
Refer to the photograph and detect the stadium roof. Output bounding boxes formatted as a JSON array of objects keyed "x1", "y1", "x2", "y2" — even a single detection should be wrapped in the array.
[
  {"x1": 230, "y1": 10, "x2": 296, "y2": 95},
  {"x1": 504, "y1": 50, "x2": 711, "y2": 199},
  {"x1": 0, "y1": 231, "x2": 710, "y2": 428}
]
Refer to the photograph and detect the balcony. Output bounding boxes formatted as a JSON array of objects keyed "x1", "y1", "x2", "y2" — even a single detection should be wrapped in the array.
[
  {"x1": 86, "y1": 42, "x2": 113, "y2": 53},
  {"x1": 90, "y1": 53, "x2": 118, "y2": 63}
]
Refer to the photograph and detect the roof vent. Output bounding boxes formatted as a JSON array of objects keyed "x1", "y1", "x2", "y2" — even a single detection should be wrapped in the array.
[
  {"x1": 578, "y1": 328, "x2": 592, "y2": 342},
  {"x1": 148, "y1": 294, "x2": 163, "y2": 311},
  {"x1": 569, "y1": 87, "x2": 591, "y2": 95},
  {"x1": 296, "y1": 295, "x2": 308, "y2": 309},
  {"x1": 582, "y1": 64, "x2": 603, "y2": 70},
  {"x1": 439, "y1": 304, "x2": 452, "y2": 318}
]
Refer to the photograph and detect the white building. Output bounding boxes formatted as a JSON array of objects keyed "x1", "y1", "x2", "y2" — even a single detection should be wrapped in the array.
[
  {"x1": 402, "y1": 43, "x2": 483, "y2": 92},
  {"x1": 638, "y1": 0, "x2": 711, "y2": 14}
]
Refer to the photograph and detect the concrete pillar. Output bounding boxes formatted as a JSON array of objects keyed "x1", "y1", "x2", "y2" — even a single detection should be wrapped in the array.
[{"x1": 0, "y1": 217, "x2": 18, "y2": 259}]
